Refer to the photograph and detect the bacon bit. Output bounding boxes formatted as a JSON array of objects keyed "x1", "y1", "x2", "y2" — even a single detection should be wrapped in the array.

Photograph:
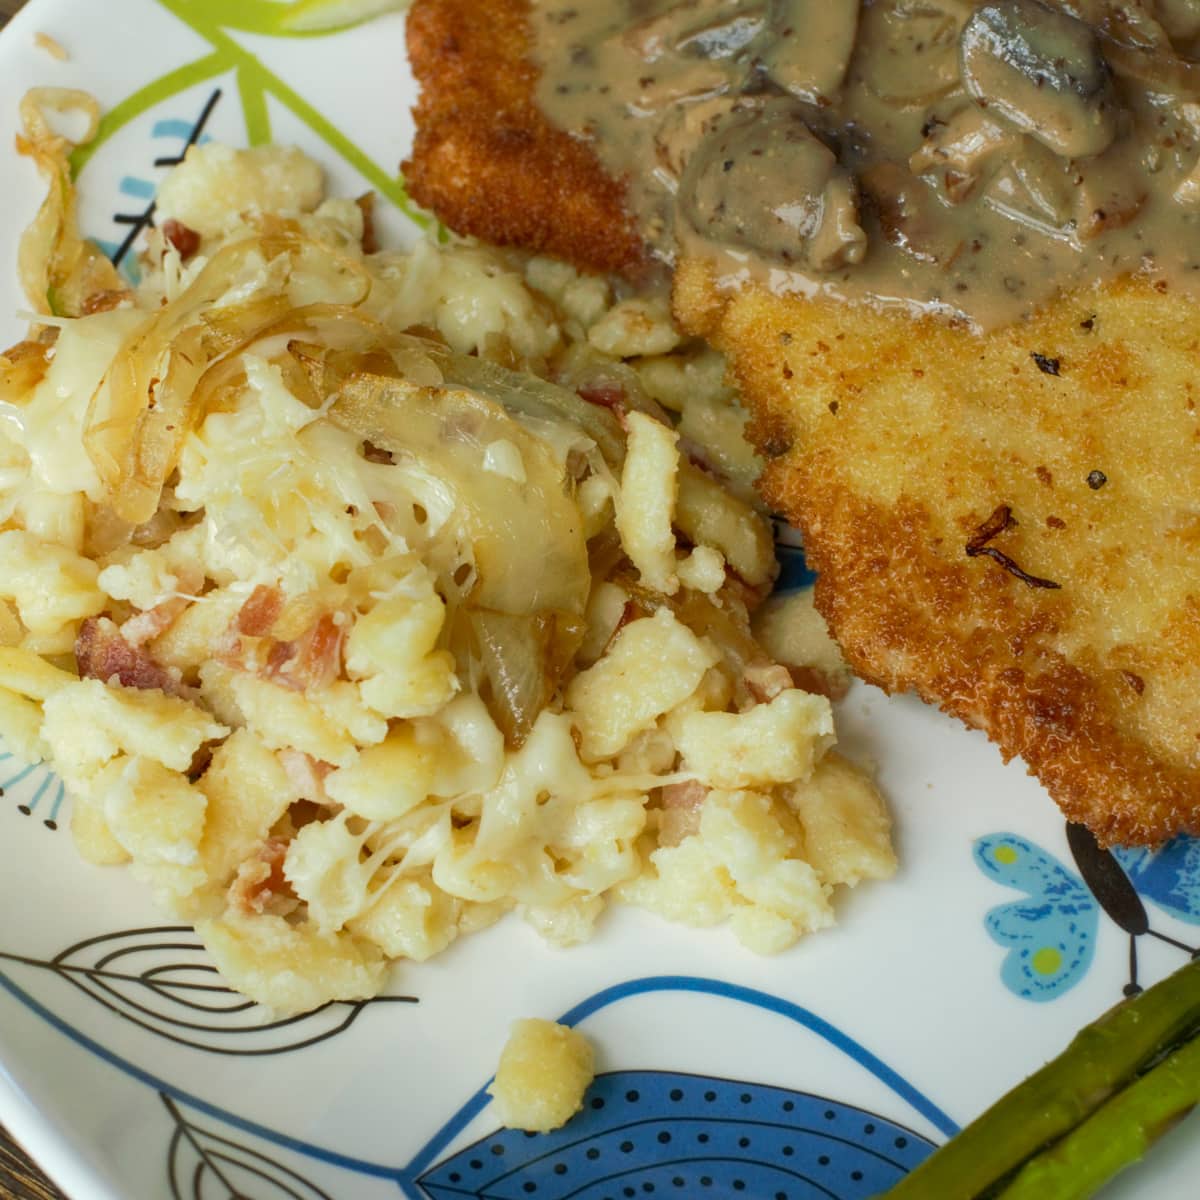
[
  {"x1": 266, "y1": 612, "x2": 345, "y2": 692},
  {"x1": 787, "y1": 664, "x2": 851, "y2": 702},
  {"x1": 266, "y1": 639, "x2": 299, "y2": 673},
  {"x1": 578, "y1": 382, "x2": 627, "y2": 418},
  {"x1": 965, "y1": 504, "x2": 1062, "y2": 591},
  {"x1": 744, "y1": 661, "x2": 794, "y2": 704},
  {"x1": 662, "y1": 780, "x2": 708, "y2": 810},
  {"x1": 213, "y1": 620, "x2": 244, "y2": 667},
  {"x1": 361, "y1": 440, "x2": 395, "y2": 465},
  {"x1": 601, "y1": 599, "x2": 645, "y2": 657},
  {"x1": 220, "y1": 594, "x2": 345, "y2": 692},
  {"x1": 659, "y1": 780, "x2": 708, "y2": 846},
  {"x1": 81, "y1": 289, "x2": 130, "y2": 315},
  {"x1": 120, "y1": 593, "x2": 192, "y2": 648},
  {"x1": 356, "y1": 192, "x2": 379, "y2": 255},
  {"x1": 236, "y1": 584, "x2": 284, "y2": 638},
  {"x1": 299, "y1": 613, "x2": 344, "y2": 689},
  {"x1": 229, "y1": 839, "x2": 293, "y2": 916},
  {"x1": 279, "y1": 749, "x2": 334, "y2": 803},
  {"x1": 76, "y1": 616, "x2": 187, "y2": 695},
  {"x1": 161, "y1": 218, "x2": 201, "y2": 261}
]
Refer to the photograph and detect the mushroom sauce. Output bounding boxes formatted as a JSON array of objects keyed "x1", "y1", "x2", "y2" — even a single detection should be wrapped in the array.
[{"x1": 530, "y1": 0, "x2": 1200, "y2": 329}]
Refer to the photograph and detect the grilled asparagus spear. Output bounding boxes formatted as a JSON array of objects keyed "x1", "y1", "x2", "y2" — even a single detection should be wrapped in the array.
[{"x1": 882, "y1": 958, "x2": 1200, "y2": 1200}]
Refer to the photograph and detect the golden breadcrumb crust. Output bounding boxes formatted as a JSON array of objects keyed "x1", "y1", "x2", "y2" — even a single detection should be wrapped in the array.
[
  {"x1": 404, "y1": 0, "x2": 646, "y2": 276},
  {"x1": 676, "y1": 260, "x2": 1200, "y2": 846}
]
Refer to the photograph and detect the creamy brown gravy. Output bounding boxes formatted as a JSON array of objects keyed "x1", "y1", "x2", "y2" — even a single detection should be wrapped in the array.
[{"x1": 530, "y1": 0, "x2": 1200, "y2": 329}]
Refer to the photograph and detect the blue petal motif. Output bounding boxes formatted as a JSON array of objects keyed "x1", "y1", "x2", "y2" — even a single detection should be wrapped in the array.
[
  {"x1": 0, "y1": 748, "x2": 67, "y2": 830},
  {"x1": 1112, "y1": 837, "x2": 1200, "y2": 925},
  {"x1": 418, "y1": 1070, "x2": 934, "y2": 1200},
  {"x1": 973, "y1": 834, "x2": 1099, "y2": 1001}
]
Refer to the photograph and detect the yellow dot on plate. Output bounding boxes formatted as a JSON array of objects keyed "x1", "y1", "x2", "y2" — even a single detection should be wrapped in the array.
[
  {"x1": 1033, "y1": 947, "x2": 1062, "y2": 976},
  {"x1": 995, "y1": 845, "x2": 1019, "y2": 865}
]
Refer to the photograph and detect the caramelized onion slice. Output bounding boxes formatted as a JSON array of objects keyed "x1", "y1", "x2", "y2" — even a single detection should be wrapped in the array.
[
  {"x1": 16, "y1": 88, "x2": 125, "y2": 319},
  {"x1": 329, "y1": 372, "x2": 592, "y2": 618},
  {"x1": 471, "y1": 608, "x2": 587, "y2": 746},
  {"x1": 427, "y1": 348, "x2": 626, "y2": 469},
  {"x1": 84, "y1": 230, "x2": 373, "y2": 524},
  {"x1": 0, "y1": 338, "x2": 56, "y2": 402}
]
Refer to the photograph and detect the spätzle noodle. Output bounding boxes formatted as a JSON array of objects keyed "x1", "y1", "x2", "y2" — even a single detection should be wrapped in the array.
[{"x1": 0, "y1": 130, "x2": 897, "y2": 1016}]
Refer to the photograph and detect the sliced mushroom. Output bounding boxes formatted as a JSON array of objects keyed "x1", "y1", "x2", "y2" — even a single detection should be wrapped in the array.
[
  {"x1": 1154, "y1": 0, "x2": 1200, "y2": 41},
  {"x1": 1072, "y1": 158, "x2": 1146, "y2": 236},
  {"x1": 632, "y1": 61, "x2": 733, "y2": 114},
  {"x1": 960, "y1": 0, "x2": 1119, "y2": 157},
  {"x1": 910, "y1": 105, "x2": 1022, "y2": 202},
  {"x1": 613, "y1": 3, "x2": 752, "y2": 112},
  {"x1": 984, "y1": 141, "x2": 1077, "y2": 230},
  {"x1": 675, "y1": 8, "x2": 769, "y2": 58},
  {"x1": 756, "y1": 0, "x2": 859, "y2": 104},
  {"x1": 623, "y1": 3, "x2": 768, "y2": 61},
  {"x1": 857, "y1": 0, "x2": 970, "y2": 107},
  {"x1": 654, "y1": 96, "x2": 738, "y2": 187},
  {"x1": 1173, "y1": 155, "x2": 1200, "y2": 205},
  {"x1": 679, "y1": 103, "x2": 866, "y2": 271},
  {"x1": 860, "y1": 161, "x2": 954, "y2": 263},
  {"x1": 808, "y1": 173, "x2": 869, "y2": 269}
]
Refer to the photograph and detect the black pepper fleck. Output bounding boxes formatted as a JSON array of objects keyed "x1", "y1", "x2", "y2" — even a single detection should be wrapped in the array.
[
  {"x1": 1087, "y1": 470, "x2": 1108, "y2": 490},
  {"x1": 1031, "y1": 352, "x2": 1061, "y2": 376}
]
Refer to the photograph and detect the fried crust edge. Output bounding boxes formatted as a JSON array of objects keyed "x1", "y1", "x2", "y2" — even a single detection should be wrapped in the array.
[
  {"x1": 675, "y1": 258, "x2": 1200, "y2": 848},
  {"x1": 404, "y1": 0, "x2": 647, "y2": 277}
]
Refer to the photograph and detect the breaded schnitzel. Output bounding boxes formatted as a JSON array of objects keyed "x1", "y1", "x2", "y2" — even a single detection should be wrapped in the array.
[
  {"x1": 675, "y1": 264, "x2": 1200, "y2": 847},
  {"x1": 405, "y1": 0, "x2": 1200, "y2": 844},
  {"x1": 404, "y1": 0, "x2": 644, "y2": 276}
]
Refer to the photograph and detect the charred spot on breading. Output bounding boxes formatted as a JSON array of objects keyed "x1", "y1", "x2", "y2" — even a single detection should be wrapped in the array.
[
  {"x1": 965, "y1": 505, "x2": 1062, "y2": 590},
  {"x1": 967, "y1": 504, "x2": 1018, "y2": 551},
  {"x1": 1123, "y1": 671, "x2": 1146, "y2": 695}
]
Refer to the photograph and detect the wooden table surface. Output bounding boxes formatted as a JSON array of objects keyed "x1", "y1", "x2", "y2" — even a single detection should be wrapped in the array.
[{"x1": 0, "y1": 1, "x2": 67, "y2": 1196}]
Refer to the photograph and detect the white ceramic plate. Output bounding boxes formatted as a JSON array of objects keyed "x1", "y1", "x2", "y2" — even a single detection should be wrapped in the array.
[{"x1": 0, "y1": 3, "x2": 1197, "y2": 1198}]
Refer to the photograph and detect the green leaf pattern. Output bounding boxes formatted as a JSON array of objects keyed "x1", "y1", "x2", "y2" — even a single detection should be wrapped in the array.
[{"x1": 70, "y1": 0, "x2": 425, "y2": 226}]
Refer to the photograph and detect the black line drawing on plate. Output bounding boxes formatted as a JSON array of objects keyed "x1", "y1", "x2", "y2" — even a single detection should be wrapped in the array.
[
  {"x1": 104, "y1": 87, "x2": 222, "y2": 268},
  {"x1": 0, "y1": 926, "x2": 415, "y2": 1055},
  {"x1": 162, "y1": 1092, "x2": 336, "y2": 1200}
]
